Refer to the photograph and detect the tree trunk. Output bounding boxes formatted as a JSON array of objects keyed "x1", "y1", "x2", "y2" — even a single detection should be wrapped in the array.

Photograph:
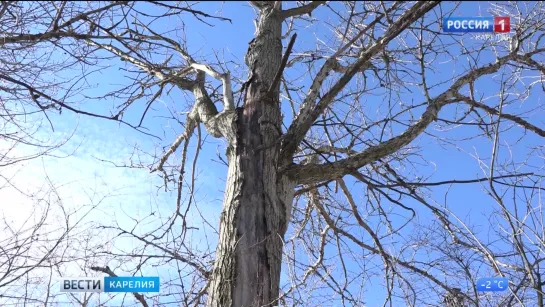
[{"x1": 206, "y1": 4, "x2": 295, "y2": 307}]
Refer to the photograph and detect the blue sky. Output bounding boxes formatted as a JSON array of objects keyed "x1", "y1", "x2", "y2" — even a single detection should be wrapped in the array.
[{"x1": 1, "y1": 1, "x2": 544, "y2": 306}]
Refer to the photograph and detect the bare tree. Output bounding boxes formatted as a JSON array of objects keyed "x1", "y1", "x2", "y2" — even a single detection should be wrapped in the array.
[
  {"x1": 0, "y1": 173, "x2": 104, "y2": 306},
  {"x1": 2, "y1": 1, "x2": 545, "y2": 306}
]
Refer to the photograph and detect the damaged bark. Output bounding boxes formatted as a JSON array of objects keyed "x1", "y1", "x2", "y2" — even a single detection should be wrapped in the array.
[{"x1": 206, "y1": 4, "x2": 294, "y2": 307}]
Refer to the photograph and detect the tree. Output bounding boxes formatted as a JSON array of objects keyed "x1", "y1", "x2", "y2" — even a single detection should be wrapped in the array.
[
  {"x1": 2, "y1": 1, "x2": 545, "y2": 306},
  {"x1": 0, "y1": 169, "x2": 101, "y2": 306}
]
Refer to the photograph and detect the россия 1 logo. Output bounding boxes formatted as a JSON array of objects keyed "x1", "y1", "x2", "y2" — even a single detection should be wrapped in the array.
[{"x1": 443, "y1": 17, "x2": 510, "y2": 33}]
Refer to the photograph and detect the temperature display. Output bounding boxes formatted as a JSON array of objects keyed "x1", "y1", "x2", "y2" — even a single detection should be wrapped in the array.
[{"x1": 476, "y1": 277, "x2": 509, "y2": 292}]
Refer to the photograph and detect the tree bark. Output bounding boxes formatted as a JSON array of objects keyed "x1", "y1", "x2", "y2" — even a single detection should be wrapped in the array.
[{"x1": 206, "y1": 4, "x2": 295, "y2": 307}]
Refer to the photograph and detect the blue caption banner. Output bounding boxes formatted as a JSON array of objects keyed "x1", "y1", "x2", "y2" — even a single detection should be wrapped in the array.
[
  {"x1": 104, "y1": 276, "x2": 160, "y2": 293},
  {"x1": 443, "y1": 17, "x2": 494, "y2": 33},
  {"x1": 476, "y1": 277, "x2": 509, "y2": 292}
]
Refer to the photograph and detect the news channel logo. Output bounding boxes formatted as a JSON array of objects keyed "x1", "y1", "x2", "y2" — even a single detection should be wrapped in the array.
[
  {"x1": 442, "y1": 16, "x2": 510, "y2": 33},
  {"x1": 60, "y1": 276, "x2": 160, "y2": 293}
]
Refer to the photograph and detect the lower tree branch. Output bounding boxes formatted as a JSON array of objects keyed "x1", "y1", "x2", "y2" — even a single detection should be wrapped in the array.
[
  {"x1": 283, "y1": 94, "x2": 447, "y2": 184},
  {"x1": 279, "y1": 1, "x2": 326, "y2": 19},
  {"x1": 191, "y1": 63, "x2": 235, "y2": 111},
  {"x1": 87, "y1": 31, "x2": 237, "y2": 174},
  {"x1": 152, "y1": 73, "x2": 237, "y2": 173},
  {"x1": 283, "y1": 50, "x2": 523, "y2": 185}
]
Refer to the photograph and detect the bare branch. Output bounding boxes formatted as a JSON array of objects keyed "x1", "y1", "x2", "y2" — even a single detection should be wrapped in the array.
[
  {"x1": 148, "y1": 1, "x2": 232, "y2": 23},
  {"x1": 456, "y1": 94, "x2": 545, "y2": 138},
  {"x1": 90, "y1": 266, "x2": 149, "y2": 307},
  {"x1": 0, "y1": 73, "x2": 159, "y2": 138},
  {"x1": 267, "y1": 33, "x2": 297, "y2": 97},
  {"x1": 284, "y1": 50, "x2": 521, "y2": 184},
  {"x1": 280, "y1": 1, "x2": 441, "y2": 165},
  {"x1": 191, "y1": 63, "x2": 235, "y2": 111},
  {"x1": 279, "y1": 1, "x2": 326, "y2": 19}
]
